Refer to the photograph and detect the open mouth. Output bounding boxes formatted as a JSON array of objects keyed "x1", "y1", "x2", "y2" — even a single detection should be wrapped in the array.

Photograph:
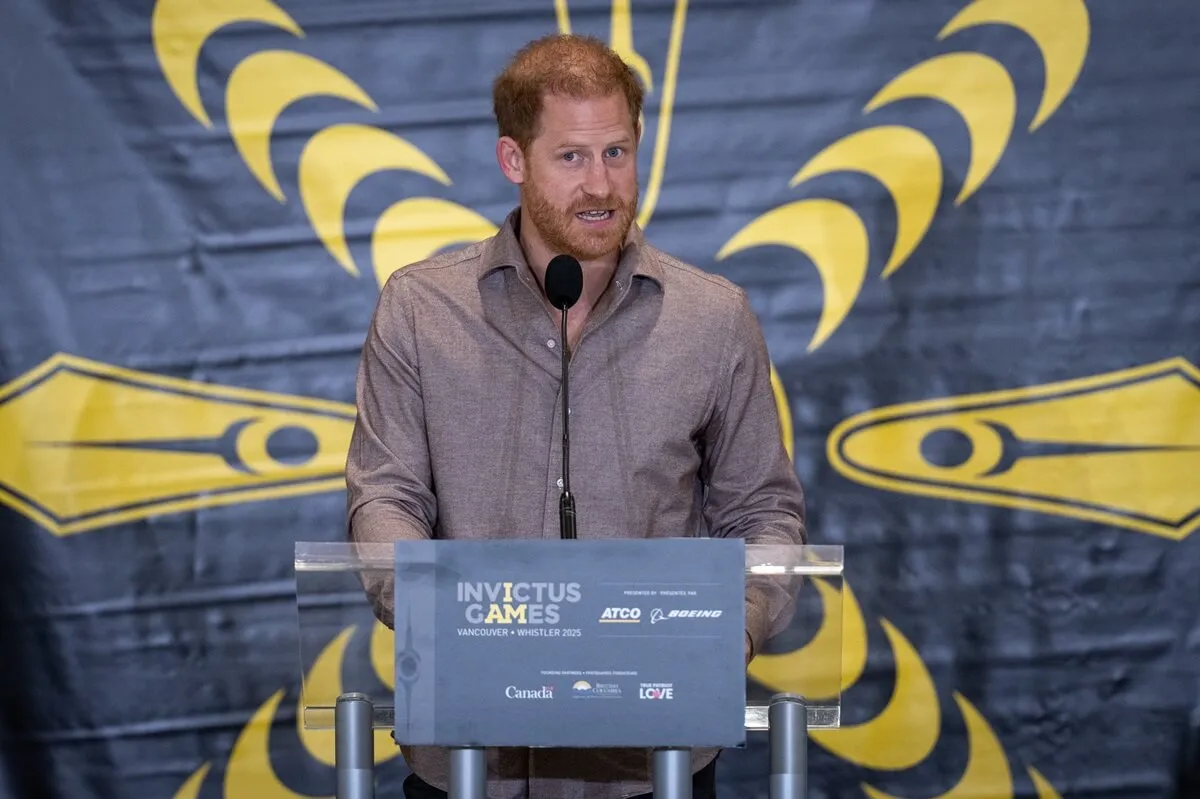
[{"x1": 575, "y1": 210, "x2": 613, "y2": 222}]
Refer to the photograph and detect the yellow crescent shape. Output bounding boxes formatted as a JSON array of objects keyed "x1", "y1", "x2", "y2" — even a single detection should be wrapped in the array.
[
  {"x1": 224, "y1": 688, "x2": 313, "y2": 799},
  {"x1": 169, "y1": 762, "x2": 211, "y2": 799},
  {"x1": 811, "y1": 618, "x2": 941, "y2": 770},
  {"x1": 769, "y1": 363, "x2": 794, "y2": 462},
  {"x1": 790, "y1": 126, "x2": 942, "y2": 278},
  {"x1": 295, "y1": 626, "x2": 398, "y2": 767},
  {"x1": 636, "y1": 0, "x2": 688, "y2": 229},
  {"x1": 865, "y1": 52, "x2": 1015, "y2": 206},
  {"x1": 226, "y1": 51, "x2": 377, "y2": 202},
  {"x1": 151, "y1": 0, "x2": 303, "y2": 127},
  {"x1": 610, "y1": 0, "x2": 654, "y2": 93},
  {"x1": 747, "y1": 578, "x2": 867, "y2": 698},
  {"x1": 298, "y1": 124, "x2": 451, "y2": 277},
  {"x1": 716, "y1": 199, "x2": 869, "y2": 353},
  {"x1": 370, "y1": 620, "x2": 395, "y2": 689},
  {"x1": 861, "y1": 692, "x2": 1013, "y2": 799},
  {"x1": 372, "y1": 198, "x2": 499, "y2": 286},
  {"x1": 1030, "y1": 767, "x2": 1065, "y2": 799},
  {"x1": 938, "y1": 0, "x2": 1090, "y2": 131}
]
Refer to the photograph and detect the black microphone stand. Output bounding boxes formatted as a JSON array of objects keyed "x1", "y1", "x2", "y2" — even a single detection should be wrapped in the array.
[{"x1": 558, "y1": 305, "x2": 577, "y2": 540}]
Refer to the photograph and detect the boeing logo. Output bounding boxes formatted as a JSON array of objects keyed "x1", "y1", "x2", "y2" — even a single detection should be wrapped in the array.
[{"x1": 649, "y1": 608, "x2": 724, "y2": 623}]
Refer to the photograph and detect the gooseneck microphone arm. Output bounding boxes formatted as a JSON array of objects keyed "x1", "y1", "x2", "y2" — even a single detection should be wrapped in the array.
[
  {"x1": 543, "y1": 254, "x2": 583, "y2": 541},
  {"x1": 558, "y1": 305, "x2": 576, "y2": 540}
]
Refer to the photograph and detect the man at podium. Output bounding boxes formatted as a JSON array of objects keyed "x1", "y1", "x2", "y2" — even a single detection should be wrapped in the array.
[{"x1": 346, "y1": 32, "x2": 807, "y2": 799}]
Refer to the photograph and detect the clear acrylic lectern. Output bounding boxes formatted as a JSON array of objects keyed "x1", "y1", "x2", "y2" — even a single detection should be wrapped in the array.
[{"x1": 294, "y1": 540, "x2": 843, "y2": 799}]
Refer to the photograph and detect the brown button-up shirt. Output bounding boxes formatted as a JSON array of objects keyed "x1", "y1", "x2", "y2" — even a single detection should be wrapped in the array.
[{"x1": 346, "y1": 208, "x2": 806, "y2": 799}]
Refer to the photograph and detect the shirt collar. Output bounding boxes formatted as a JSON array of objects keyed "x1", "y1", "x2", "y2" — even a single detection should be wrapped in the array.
[{"x1": 477, "y1": 206, "x2": 664, "y2": 289}]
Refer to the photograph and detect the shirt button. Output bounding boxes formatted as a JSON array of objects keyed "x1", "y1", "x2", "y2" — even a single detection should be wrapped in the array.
[
  {"x1": 557, "y1": 478, "x2": 564, "y2": 489},
  {"x1": 547, "y1": 339, "x2": 556, "y2": 349}
]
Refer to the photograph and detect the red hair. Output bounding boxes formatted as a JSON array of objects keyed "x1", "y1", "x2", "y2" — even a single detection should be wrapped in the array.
[{"x1": 492, "y1": 34, "x2": 644, "y2": 151}]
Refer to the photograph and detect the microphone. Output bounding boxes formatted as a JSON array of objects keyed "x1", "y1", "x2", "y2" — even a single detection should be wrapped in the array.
[{"x1": 544, "y1": 254, "x2": 583, "y2": 540}]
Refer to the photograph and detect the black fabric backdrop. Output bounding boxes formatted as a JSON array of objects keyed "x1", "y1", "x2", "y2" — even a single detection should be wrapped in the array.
[{"x1": 1, "y1": 0, "x2": 1198, "y2": 797}]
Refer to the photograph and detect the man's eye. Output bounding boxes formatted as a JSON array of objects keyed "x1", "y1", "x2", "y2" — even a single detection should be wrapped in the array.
[{"x1": 606, "y1": 147, "x2": 623, "y2": 158}]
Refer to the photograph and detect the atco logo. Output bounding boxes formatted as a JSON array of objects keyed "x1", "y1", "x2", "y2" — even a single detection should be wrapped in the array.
[
  {"x1": 598, "y1": 607, "x2": 642, "y2": 622},
  {"x1": 649, "y1": 608, "x2": 723, "y2": 623},
  {"x1": 505, "y1": 685, "x2": 555, "y2": 700},
  {"x1": 639, "y1": 683, "x2": 674, "y2": 700}
]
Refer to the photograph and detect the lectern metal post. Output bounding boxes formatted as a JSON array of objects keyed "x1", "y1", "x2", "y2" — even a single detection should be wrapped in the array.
[
  {"x1": 654, "y1": 748, "x2": 692, "y2": 799},
  {"x1": 768, "y1": 694, "x2": 808, "y2": 799},
  {"x1": 336, "y1": 692, "x2": 375, "y2": 799},
  {"x1": 450, "y1": 747, "x2": 486, "y2": 799}
]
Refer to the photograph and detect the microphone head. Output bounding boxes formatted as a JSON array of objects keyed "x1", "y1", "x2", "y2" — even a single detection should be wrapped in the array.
[{"x1": 544, "y1": 254, "x2": 583, "y2": 310}]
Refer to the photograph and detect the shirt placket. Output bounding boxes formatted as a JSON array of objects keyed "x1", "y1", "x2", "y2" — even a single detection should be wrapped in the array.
[
  {"x1": 539, "y1": 276, "x2": 635, "y2": 542},
  {"x1": 541, "y1": 327, "x2": 568, "y2": 541},
  {"x1": 507, "y1": 267, "x2": 579, "y2": 543}
]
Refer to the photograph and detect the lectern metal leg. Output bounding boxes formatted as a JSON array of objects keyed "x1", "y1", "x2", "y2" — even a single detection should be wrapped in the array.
[
  {"x1": 653, "y1": 748, "x2": 692, "y2": 799},
  {"x1": 768, "y1": 694, "x2": 808, "y2": 799},
  {"x1": 449, "y1": 747, "x2": 486, "y2": 799},
  {"x1": 335, "y1": 692, "x2": 375, "y2": 799}
]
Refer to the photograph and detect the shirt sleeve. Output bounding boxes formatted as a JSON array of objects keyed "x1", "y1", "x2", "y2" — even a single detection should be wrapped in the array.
[
  {"x1": 700, "y1": 288, "x2": 808, "y2": 661},
  {"x1": 345, "y1": 272, "x2": 437, "y2": 629}
]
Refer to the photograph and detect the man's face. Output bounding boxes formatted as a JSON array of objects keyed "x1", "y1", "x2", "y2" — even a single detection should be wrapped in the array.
[{"x1": 519, "y1": 92, "x2": 639, "y2": 262}]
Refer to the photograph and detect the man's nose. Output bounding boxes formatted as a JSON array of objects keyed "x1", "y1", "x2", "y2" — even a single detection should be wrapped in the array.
[{"x1": 582, "y1": 158, "x2": 612, "y2": 197}]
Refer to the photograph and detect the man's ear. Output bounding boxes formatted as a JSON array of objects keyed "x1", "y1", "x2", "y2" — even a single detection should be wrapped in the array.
[{"x1": 496, "y1": 136, "x2": 526, "y2": 185}]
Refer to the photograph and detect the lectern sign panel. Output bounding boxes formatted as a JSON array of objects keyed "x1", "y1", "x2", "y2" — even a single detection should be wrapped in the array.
[{"x1": 392, "y1": 538, "x2": 747, "y2": 748}]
